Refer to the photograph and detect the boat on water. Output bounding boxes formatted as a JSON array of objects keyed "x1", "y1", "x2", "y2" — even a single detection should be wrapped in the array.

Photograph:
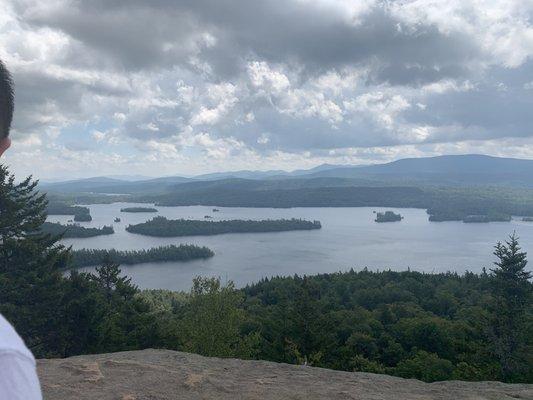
[{"x1": 114, "y1": 217, "x2": 121, "y2": 222}]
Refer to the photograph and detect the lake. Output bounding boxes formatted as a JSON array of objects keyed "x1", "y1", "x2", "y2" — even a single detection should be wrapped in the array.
[{"x1": 47, "y1": 203, "x2": 533, "y2": 291}]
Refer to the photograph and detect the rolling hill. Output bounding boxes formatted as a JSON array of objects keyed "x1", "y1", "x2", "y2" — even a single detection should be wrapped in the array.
[{"x1": 42, "y1": 155, "x2": 533, "y2": 195}]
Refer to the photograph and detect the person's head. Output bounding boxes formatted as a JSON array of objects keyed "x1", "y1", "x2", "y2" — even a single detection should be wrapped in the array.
[{"x1": 0, "y1": 60, "x2": 14, "y2": 157}]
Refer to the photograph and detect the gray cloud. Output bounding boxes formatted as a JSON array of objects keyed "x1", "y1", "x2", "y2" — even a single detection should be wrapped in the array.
[
  {"x1": 22, "y1": 0, "x2": 482, "y2": 83},
  {"x1": 2, "y1": 0, "x2": 533, "y2": 179}
]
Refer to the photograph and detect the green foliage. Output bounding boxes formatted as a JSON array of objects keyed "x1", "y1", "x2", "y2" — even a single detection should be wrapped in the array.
[
  {"x1": 489, "y1": 234, "x2": 533, "y2": 382},
  {"x1": 126, "y1": 216, "x2": 321, "y2": 237},
  {"x1": 242, "y1": 268, "x2": 532, "y2": 382},
  {"x1": 40, "y1": 221, "x2": 113, "y2": 238},
  {"x1": 86, "y1": 256, "x2": 158, "y2": 352},
  {"x1": 0, "y1": 165, "x2": 70, "y2": 357},
  {"x1": 182, "y1": 277, "x2": 258, "y2": 358},
  {"x1": 69, "y1": 245, "x2": 214, "y2": 268},
  {"x1": 395, "y1": 351, "x2": 454, "y2": 382}
]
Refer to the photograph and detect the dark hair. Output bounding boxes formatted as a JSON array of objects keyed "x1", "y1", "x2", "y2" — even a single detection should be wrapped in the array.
[{"x1": 0, "y1": 60, "x2": 14, "y2": 139}]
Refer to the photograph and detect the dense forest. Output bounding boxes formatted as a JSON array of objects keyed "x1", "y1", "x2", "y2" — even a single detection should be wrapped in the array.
[
  {"x1": 240, "y1": 268, "x2": 532, "y2": 382},
  {"x1": 120, "y1": 207, "x2": 158, "y2": 213},
  {"x1": 126, "y1": 216, "x2": 322, "y2": 237},
  {"x1": 1, "y1": 165, "x2": 531, "y2": 384},
  {"x1": 69, "y1": 245, "x2": 214, "y2": 267},
  {"x1": 40, "y1": 221, "x2": 114, "y2": 238}
]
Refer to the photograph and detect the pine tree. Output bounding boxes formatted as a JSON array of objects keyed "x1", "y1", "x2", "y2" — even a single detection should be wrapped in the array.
[
  {"x1": 90, "y1": 255, "x2": 158, "y2": 353},
  {"x1": 0, "y1": 165, "x2": 70, "y2": 357},
  {"x1": 489, "y1": 233, "x2": 532, "y2": 381}
]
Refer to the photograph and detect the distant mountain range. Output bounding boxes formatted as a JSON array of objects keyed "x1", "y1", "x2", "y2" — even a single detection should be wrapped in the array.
[{"x1": 41, "y1": 154, "x2": 533, "y2": 194}]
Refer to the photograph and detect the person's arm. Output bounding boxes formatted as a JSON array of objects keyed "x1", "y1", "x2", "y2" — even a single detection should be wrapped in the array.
[{"x1": 0, "y1": 351, "x2": 42, "y2": 400}]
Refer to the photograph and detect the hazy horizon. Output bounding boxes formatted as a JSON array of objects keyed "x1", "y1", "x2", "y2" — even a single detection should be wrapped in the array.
[{"x1": 36, "y1": 153, "x2": 533, "y2": 183}]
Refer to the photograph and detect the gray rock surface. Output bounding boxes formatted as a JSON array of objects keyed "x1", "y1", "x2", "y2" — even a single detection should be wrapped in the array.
[{"x1": 38, "y1": 349, "x2": 533, "y2": 400}]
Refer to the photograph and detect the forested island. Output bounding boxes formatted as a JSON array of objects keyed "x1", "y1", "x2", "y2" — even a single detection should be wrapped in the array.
[
  {"x1": 69, "y1": 244, "x2": 214, "y2": 267},
  {"x1": 120, "y1": 207, "x2": 158, "y2": 213},
  {"x1": 40, "y1": 221, "x2": 114, "y2": 238},
  {"x1": 463, "y1": 214, "x2": 511, "y2": 223},
  {"x1": 126, "y1": 216, "x2": 322, "y2": 237},
  {"x1": 46, "y1": 201, "x2": 92, "y2": 221},
  {"x1": 375, "y1": 211, "x2": 402, "y2": 222},
  {"x1": 74, "y1": 213, "x2": 92, "y2": 222}
]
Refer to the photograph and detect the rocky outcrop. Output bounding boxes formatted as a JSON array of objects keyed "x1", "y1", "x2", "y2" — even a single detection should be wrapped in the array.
[{"x1": 38, "y1": 349, "x2": 533, "y2": 400}]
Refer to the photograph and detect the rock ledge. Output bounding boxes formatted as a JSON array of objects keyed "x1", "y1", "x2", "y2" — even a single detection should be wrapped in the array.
[{"x1": 38, "y1": 349, "x2": 533, "y2": 400}]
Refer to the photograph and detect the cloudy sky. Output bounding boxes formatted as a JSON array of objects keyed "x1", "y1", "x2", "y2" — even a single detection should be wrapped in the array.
[{"x1": 2, "y1": 0, "x2": 533, "y2": 179}]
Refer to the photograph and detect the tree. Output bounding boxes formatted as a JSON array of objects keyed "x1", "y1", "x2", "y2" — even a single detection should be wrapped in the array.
[
  {"x1": 89, "y1": 256, "x2": 158, "y2": 353},
  {"x1": 489, "y1": 233, "x2": 532, "y2": 381},
  {"x1": 395, "y1": 350, "x2": 454, "y2": 382},
  {"x1": 0, "y1": 165, "x2": 70, "y2": 357},
  {"x1": 182, "y1": 276, "x2": 256, "y2": 358}
]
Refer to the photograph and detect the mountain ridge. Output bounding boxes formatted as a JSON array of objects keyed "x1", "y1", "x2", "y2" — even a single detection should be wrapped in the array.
[{"x1": 41, "y1": 154, "x2": 533, "y2": 194}]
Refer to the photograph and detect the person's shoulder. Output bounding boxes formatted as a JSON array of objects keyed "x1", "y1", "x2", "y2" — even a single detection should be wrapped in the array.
[{"x1": 0, "y1": 313, "x2": 35, "y2": 365}]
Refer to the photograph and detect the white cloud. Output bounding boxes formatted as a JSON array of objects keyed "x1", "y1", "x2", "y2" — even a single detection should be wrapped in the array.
[
  {"x1": 248, "y1": 61, "x2": 290, "y2": 93},
  {"x1": 344, "y1": 92, "x2": 411, "y2": 130},
  {"x1": 2, "y1": 0, "x2": 533, "y2": 179},
  {"x1": 92, "y1": 130, "x2": 106, "y2": 142}
]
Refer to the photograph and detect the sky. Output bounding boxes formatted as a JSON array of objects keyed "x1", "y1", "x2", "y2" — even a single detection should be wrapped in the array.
[{"x1": 2, "y1": 0, "x2": 533, "y2": 180}]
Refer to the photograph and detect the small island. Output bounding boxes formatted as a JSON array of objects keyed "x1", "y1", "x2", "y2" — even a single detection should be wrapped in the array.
[
  {"x1": 375, "y1": 211, "x2": 403, "y2": 223},
  {"x1": 74, "y1": 213, "x2": 92, "y2": 222},
  {"x1": 40, "y1": 222, "x2": 114, "y2": 238},
  {"x1": 120, "y1": 207, "x2": 158, "y2": 213},
  {"x1": 463, "y1": 214, "x2": 511, "y2": 223},
  {"x1": 126, "y1": 216, "x2": 322, "y2": 237},
  {"x1": 69, "y1": 244, "x2": 214, "y2": 268},
  {"x1": 522, "y1": 217, "x2": 533, "y2": 222}
]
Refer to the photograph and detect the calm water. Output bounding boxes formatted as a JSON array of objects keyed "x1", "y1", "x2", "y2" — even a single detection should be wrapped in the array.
[{"x1": 47, "y1": 203, "x2": 533, "y2": 291}]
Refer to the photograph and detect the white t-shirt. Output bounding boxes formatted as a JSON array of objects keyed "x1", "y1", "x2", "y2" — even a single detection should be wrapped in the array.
[{"x1": 0, "y1": 314, "x2": 42, "y2": 400}]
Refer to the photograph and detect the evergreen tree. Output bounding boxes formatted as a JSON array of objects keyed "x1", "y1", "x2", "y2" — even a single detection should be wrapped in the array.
[
  {"x1": 61, "y1": 270, "x2": 101, "y2": 357},
  {"x1": 89, "y1": 255, "x2": 158, "y2": 353},
  {"x1": 489, "y1": 233, "x2": 532, "y2": 381},
  {"x1": 0, "y1": 165, "x2": 70, "y2": 357},
  {"x1": 290, "y1": 277, "x2": 323, "y2": 365}
]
